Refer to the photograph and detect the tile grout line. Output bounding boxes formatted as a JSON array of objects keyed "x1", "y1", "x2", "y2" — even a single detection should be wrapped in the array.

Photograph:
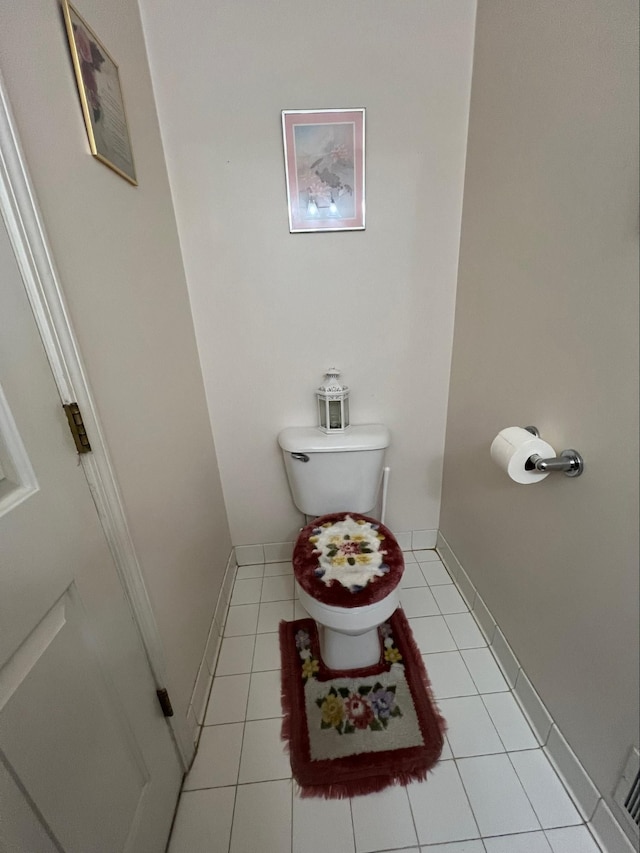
[
  {"x1": 458, "y1": 647, "x2": 501, "y2": 696},
  {"x1": 503, "y1": 747, "x2": 591, "y2": 836},
  {"x1": 477, "y1": 690, "x2": 533, "y2": 755},
  {"x1": 347, "y1": 793, "x2": 358, "y2": 853},
  {"x1": 402, "y1": 779, "x2": 426, "y2": 850},
  {"x1": 236, "y1": 573, "x2": 265, "y2": 783},
  {"x1": 406, "y1": 549, "x2": 483, "y2": 851},
  {"x1": 452, "y1": 754, "x2": 519, "y2": 845},
  {"x1": 407, "y1": 552, "x2": 536, "y2": 849},
  {"x1": 446, "y1": 756, "x2": 485, "y2": 846},
  {"x1": 180, "y1": 546, "x2": 607, "y2": 853},
  {"x1": 221, "y1": 571, "x2": 261, "y2": 853},
  {"x1": 190, "y1": 565, "x2": 244, "y2": 853},
  {"x1": 435, "y1": 542, "x2": 612, "y2": 851},
  {"x1": 421, "y1": 648, "x2": 481, "y2": 701},
  {"x1": 239, "y1": 567, "x2": 294, "y2": 834}
]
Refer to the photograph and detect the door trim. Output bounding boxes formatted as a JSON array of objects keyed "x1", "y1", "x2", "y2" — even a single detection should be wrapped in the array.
[{"x1": 0, "y1": 71, "x2": 194, "y2": 768}]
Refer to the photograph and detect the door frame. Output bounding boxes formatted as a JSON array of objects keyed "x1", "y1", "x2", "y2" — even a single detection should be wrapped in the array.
[{"x1": 0, "y1": 70, "x2": 194, "y2": 769}]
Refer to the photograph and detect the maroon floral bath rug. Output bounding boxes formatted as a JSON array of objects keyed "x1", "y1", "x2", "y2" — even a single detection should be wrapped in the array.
[{"x1": 279, "y1": 608, "x2": 446, "y2": 799}]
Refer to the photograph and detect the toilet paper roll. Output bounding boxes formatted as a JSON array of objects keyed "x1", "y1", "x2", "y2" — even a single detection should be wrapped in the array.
[{"x1": 490, "y1": 427, "x2": 556, "y2": 484}]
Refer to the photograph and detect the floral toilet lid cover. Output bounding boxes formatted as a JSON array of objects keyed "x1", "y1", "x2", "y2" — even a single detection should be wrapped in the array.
[{"x1": 293, "y1": 512, "x2": 404, "y2": 608}]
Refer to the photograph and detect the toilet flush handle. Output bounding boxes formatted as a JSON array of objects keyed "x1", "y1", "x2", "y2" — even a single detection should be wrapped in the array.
[{"x1": 291, "y1": 452, "x2": 310, "y2": 462}]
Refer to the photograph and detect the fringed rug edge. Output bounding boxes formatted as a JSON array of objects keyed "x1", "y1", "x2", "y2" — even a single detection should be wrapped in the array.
[{"x1": 279, "y1": 611, "x2": 447, "y2": 800}]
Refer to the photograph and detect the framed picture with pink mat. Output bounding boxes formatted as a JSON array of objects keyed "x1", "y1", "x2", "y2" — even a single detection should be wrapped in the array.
[{"x1": 282, "y1": 109, "x2": 365, "y2": 233}]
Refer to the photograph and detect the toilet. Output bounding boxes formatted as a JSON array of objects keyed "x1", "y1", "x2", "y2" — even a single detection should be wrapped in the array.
[{"x1": 277, "y1": 424, "x2": 404, "y2": 670}]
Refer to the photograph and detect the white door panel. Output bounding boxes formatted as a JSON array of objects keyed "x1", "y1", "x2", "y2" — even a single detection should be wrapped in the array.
[
  {"x1": 1, "y1": 587, "x2": 148, "y2": 852},
  {"x1": 0, "y1": 182, "x2": 181, "y2": 850},
  {"x1": 0, "y1": 760, "x2": 60, "y2": 853}
]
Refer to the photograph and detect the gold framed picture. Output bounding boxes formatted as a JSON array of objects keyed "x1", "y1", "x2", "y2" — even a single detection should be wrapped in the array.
[{"x1": 62, "y1": 0, "x2": 137, "y2": 185}]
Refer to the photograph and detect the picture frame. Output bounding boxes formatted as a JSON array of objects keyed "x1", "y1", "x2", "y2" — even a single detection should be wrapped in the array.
[
  {"x1": 62, "y1": 0, "x2": 137, "y2": 185},
  {"x1": 282, "y1": 109, "x2": 365, "y2": 232}
]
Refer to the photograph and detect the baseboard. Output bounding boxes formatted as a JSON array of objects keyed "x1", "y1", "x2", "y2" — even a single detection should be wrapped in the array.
[
  {"x1": 436, "y1": 531, "x2": 637, "y2": 853},
  {"x1": 236, "y1": 541, "x2": 293, "y2": 566},
  {"x1": 235, "y1": 528, "x2": 439, "y2": 566},
  {"x1": 186, "y1": 549, "x2": 237, "y2": 751}
]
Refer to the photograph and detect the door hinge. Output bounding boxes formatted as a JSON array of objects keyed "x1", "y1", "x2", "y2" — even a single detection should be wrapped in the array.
[
  {"x1": 63, "y1": 403, "x2": 91, "y2": 454},
  {"x1": 156, "y1": 688, "x2": 174, "y2": 717}
]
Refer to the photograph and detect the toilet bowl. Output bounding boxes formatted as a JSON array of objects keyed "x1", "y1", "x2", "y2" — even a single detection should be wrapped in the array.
[
  {"x1": 278, "y1": 423, "x2": 403, "y2": 670},
  {"x1": 292, "y1": 511, "x2": 404, "y2": 670}
]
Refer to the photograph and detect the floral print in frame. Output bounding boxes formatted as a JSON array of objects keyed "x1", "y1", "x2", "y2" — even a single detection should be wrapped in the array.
[{"x1": 282, "y1": 109, "x2": 365, "y2": 232}]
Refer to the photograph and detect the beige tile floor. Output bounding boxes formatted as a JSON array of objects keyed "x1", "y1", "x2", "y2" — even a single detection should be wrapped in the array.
[{"x1": 167, "y1": 551, "x2": 603, "y2": 853}]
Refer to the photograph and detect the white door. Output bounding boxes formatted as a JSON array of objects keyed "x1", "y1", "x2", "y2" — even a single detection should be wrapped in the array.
[{"x1": 0, "y1": 209, "x2": 182, "y2": 849}]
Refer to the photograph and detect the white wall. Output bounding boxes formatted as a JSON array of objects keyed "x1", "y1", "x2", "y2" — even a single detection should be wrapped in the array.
[
  {"x1": 0, "y1": 0, "x2": 232, "y2": 722},
  {"x1": 441, "y1": 0, "x2": 639, "y2": 815},
  {"x1": 139, "y1": 0, "x2": 477, "y2": 546}
]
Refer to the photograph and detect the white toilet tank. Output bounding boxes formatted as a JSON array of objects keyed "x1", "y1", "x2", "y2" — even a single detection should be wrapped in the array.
[{"x1": 277, "y1": 424, "x2": 390, "y2": 517}]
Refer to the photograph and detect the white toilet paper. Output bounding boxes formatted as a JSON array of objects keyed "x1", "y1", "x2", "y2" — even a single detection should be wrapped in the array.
[{"x1": 490, "y1": 427, "x2": 556, "y2": 484}]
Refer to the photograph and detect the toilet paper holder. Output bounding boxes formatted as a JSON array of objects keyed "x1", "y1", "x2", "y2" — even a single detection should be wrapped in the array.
[{"x1": 523, "y1": 427, "x2": 584, "y2": 477}]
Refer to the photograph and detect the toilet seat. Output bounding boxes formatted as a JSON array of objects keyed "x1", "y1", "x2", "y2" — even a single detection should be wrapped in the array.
[
  {"x1": 293, "y1": 513, "x2": 404, "y2": 670},
  {"x1": 293, "y1": 512, "x2": 404, "y2": 608}
]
